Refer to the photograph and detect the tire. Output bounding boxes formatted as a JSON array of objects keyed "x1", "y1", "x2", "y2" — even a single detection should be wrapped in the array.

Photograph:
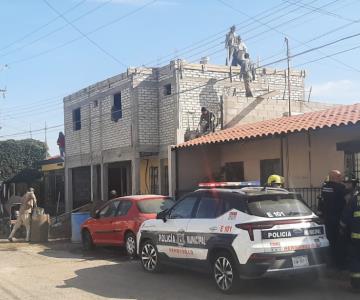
[
  {"x1": 140, "y1": 240, "x2": 161, "y2": 273},
  {"x1": 82, "y1": 229, "x2": 94, "y2": 251},
  {"x1": 125, "y1": 232, "x2": 137, "y2": 258},
  {"x1": 212, "y1": 251, "x2": 239, "y2": 294}
]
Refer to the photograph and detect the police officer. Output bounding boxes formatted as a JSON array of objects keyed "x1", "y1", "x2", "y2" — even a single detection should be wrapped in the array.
[
  {"x1": 267, "y1": 174, "x2": 284, "y2": 188},
  {"x1": 340, "y1": 177, "x2": 360, "y2": 291},
  {"x1": 318, "y1": 170, "x2": 346, "y2": 268},
  {"x1": 8, "y1": 188, "x2": 37, "y2": 242}
]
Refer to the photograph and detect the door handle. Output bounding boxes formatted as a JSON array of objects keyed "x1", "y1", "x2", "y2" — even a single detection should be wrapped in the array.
[{"x1": 209, "y1": 226, "x2": 217, "y2": 231}]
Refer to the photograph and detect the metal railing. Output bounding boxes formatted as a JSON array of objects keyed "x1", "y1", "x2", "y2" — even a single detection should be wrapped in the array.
[{"x1": 288, "y1": 187, "x2": 322, "y2": 211}]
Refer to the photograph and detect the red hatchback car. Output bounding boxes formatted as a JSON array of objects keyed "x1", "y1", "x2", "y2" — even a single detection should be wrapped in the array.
[{"x1": 81, "y1": 195, "x2": 174, "y2": 256}]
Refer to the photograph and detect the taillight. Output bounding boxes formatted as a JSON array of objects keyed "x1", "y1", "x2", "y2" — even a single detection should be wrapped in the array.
[{"x1": 236, "y1": 222, "x2": 275, "y2": 241}]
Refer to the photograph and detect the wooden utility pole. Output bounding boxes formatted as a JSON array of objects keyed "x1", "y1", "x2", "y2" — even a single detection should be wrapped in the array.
[{"x1": 285, "y1": 37, "x2": 291, "y2": 116}]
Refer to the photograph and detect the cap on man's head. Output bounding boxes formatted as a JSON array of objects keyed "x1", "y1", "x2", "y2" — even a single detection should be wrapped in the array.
[{"x1": 201, "y1": 107, "x2": 207, "y2": 113}]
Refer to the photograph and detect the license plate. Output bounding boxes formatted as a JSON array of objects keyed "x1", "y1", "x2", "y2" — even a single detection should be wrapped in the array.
[{"x1": 292, "y1": 255, "x2": 309, "y2": 268}]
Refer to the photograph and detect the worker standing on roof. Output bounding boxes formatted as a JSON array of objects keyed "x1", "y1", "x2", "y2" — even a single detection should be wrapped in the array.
[
  {"x1": 317, "y1": 170, "x2": 346, "y2": 269},
  {"x1": 339, "y1": 176, "x2": 360, "y2": 291},
  {"x1": 267, "y1": 174, "x2": 284, "y2": 188},
  {"x1": 8, "y1": 187, "x2": 37, "y2": 242}
]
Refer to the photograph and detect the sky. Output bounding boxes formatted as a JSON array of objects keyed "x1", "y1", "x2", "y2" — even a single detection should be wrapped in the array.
[{"x1": 0, "y1": 0, "x2": 360, "y2": 155}]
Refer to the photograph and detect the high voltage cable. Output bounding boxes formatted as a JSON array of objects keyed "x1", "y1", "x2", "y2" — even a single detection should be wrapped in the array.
[
  {"x1": 42, "y1": 0, "x2": 126, "y2": 67},
  {"x1": 0, "y1": 0, "x2": 87, "y2": 53},
  {"x1": 6, "y1": 0, "x2": 157, "y2": 66},
  {"x1": 143, "y1": 0, "x2": 300, "y2": 66},
  {"x1": 0, "y1": 0, "x2": 113, "y2": 59},
  {"x1": 3, "y1": 31, "x2": 360, "y2": 139}
]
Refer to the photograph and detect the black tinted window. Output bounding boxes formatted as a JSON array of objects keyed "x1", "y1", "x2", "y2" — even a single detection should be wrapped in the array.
[
  {"x1": 170, "y1": 196, "x2": 197, "y2": 219},
  {"x1": 99, "y1": 201, "x2": 120, "y2": 218},
  {"x1": 196, "y1": 194, "x2": 219, "y2": 218},
  {"x1": 247, "y1": 194, "x2": 312, "y2": 218},
  {"x1": 222, "y1": 193, "x2": 247, "y2": 214},
  {"x1": 117, "y1": 200, "x2": 132, "y2": 216}
]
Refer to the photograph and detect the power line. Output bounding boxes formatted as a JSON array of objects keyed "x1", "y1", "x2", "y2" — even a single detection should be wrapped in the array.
[
  {"x1": 0, "y1": 0, "x2": 113, "y2": 60},
  {"x1": 0, "y1": 0, "x2": 87, "y2": 53},
  {"x1": 6, "y1": 0, "x2": 157, "y2": 66},
  {"x1": 42, "y1": 0, "x2": 127, "y2": 67}
]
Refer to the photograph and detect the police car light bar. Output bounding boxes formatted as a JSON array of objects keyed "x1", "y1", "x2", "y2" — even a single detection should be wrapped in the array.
[{"x1": 198, "y1": 181, "x2": 260, "y2": 188}]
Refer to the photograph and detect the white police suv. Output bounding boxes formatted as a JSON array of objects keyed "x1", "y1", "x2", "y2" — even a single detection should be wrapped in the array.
[{"x1": 137, "y1": 183, "x2": 329, "y2": 293}]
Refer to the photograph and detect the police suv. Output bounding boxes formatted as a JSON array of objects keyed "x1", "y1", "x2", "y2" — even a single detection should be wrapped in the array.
[{"x1": 137, "y1": 182, "x2": 329, "y2": 293}]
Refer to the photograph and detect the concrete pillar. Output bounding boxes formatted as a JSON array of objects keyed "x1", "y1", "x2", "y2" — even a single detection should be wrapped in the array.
[
  {"x1": 65, "y1": 167, "x2": 73, "y2": 213},
  {"x1": 101, "y1": 163, "x2": 108, "y2": 201},
  {"x1": 168, "y1": 146, "x2": 176, "y2": 197},
  {"x1": 132, "y1": 157, "x2": 140, "y2": 195},
  {"x1": 91, "y1": 164, "x2": 99, "y2": 202}
]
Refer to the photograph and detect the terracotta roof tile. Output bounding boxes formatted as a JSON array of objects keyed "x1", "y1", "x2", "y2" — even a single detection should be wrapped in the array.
[{"x1": 175, "y1": 103, "x2": 360, "y2": 149}]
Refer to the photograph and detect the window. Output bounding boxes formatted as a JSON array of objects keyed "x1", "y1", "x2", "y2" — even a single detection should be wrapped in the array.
[
  {"x1": 169, "y1": 196, "x2": 197, "y2": 219},
  {"x1": 111, "y1": 93, "x2": 122, "y2": 122},
  {"x1": 99, "y1": 200, "x2": 120, "y2": 218},
  {"x1": 345, "y1": 152, "x2": 360, "y2": 180},
  {"x1": 116, "y1": 200, "x2": 132, "y2": 216},
  {"x1": 222, "y1": 192, "x2": 247, "y2": 214},
  {"x1": 150, "y1": 167, "x2": 159, "y2": 194},
  {"x1": 163, "y1": 84, "x2": 171, "y2": 96},
  {"x1": 260, "y1": 159, "x2": 281, "y2": 186},
  {"x1": 93, "y1": 100, "x2": 98, "y2": 108},
  {"x1": 136, "y1": 198, "x2": 174, "y2": 214},
  {"x1": 224, "y1": 162, "x2": 244, "y2": 181},
  {"x1": 195, "y1": 194, "x2": 219, "y2": 219},
  {"x1": 72, "y1": 108, "x2": 81, "y2": 131}
]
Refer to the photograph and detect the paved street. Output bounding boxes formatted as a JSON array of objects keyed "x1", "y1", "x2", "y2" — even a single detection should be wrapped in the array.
[{"x1": 0, "y1": 240, "x2": 358, "y2": 300}]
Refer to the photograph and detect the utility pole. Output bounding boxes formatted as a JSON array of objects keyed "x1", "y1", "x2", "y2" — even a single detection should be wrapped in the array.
[{"x1": 285, "y1": 37, "x2": 291, "y2": 117}]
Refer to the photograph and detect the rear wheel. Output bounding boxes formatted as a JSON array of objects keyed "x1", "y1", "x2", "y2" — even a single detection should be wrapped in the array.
[
  {"x1": 212, "y1": 251, "x2": 239, "y2": 294},
  {"x1": 82, "y1": 229, "x2": 94, "y2": 251},
  {"x1": 125, "y1": 232, "x2": 137, "y2": 257},
  {"x1": 140, "y1": 240, "x2": 161, "y2": 272}
]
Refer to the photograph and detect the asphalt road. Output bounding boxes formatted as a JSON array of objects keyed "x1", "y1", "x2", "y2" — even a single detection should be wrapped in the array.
[{"x1": 0, "y1": 239, "x2": 358, "y2": 300}]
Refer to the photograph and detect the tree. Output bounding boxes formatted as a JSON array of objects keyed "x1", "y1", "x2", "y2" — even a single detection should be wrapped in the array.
[{"x1": 0, "y1": 139, "x2": 48, "y2": 182}]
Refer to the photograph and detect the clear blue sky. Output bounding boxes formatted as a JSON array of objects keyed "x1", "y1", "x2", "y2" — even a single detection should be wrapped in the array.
[{"x1": 1, "y1": 0, "x2": 360, "y2": 155}]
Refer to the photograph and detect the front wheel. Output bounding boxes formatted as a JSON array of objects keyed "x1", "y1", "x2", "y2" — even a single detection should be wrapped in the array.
[
  {"x1": 82, "y1": 229, "x2": 94, "y2": 251},
  {"x1": 140, "y1": 240, "x2": 161, "y2": 273},
  {"x1": 212, "y1": 252, "x2": 239, "y2": 294},
  {"x1": 125, "y1": 232, "x2": 137, "y2": 257}
]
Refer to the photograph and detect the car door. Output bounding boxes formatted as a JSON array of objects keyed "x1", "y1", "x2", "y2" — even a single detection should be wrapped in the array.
[
  {"x1": 156, "y1": 193, "x2": 199, "y2": 259},
  {"x1": 92, "y1": 200, "x2": 120, "y2": 244},
  {"x1": 185, "y1": 191, "x2": 223, "y2": 260},
  {"x1": 108, "y1": 200, "x2": 133, "y2": 245}
]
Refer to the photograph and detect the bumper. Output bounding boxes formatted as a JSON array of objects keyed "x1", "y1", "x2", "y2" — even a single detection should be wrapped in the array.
[{"x1": 238, "y1": 247, "x2": 328, "y2": 279}]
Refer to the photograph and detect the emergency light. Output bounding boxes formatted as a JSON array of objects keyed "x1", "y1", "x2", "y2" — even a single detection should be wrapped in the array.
[{"x1": 198, "y1": 180, "x2": 260, "y2": 188}]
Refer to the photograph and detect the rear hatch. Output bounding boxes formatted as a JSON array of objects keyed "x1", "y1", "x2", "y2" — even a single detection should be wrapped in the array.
[{"x1": 241, "y1": 193, "x2": 328, "y2": 270}]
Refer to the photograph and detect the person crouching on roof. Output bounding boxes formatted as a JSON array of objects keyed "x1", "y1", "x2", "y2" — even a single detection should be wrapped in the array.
[{"x1": 8, "y1": 188, "x2": 37, "y2": 242}]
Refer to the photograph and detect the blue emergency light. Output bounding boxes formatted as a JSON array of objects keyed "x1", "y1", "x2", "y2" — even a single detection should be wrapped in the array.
[{"x1": 198, "y1": 180, "x2": 261, "y2": 188}]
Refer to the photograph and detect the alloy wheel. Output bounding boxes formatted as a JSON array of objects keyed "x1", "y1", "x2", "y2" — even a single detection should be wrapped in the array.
[
  {"x1": 126, "y1": 235, "x2": 136, "y2": 256},
  {"x1": 141, "y1": 243, "x2": 157, "y2": 271},
  {"x1": 214, "y1": 256, "x2": 234, "y2": 291}
]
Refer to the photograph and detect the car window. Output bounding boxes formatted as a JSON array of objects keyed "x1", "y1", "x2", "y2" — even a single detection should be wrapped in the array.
[
  {"x1": 195, "y1": 194, "x2": 219, "y2": 218},
  {"x1": 169, "y1": 196, "x2": 197, "y2": 219},
  {"x1": 116, "y1": 200, "x2": 132, "y2": 216},
  {"x1": 247, "y1": 194, "x2": 313, "y2": 218},
  {"x1": 99, "y1": 201, "x2": 120, "y2": 218},
  {"x1": 222, "y1": 192, "x2": 247, "y2": 214},
  {"x1": 137, "y1": 198, "x2": 174, "y2": 214}
]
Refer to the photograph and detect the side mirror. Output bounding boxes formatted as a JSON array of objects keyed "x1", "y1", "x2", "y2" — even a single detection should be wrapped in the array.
[
  {"x1": 156, "y1": 209, "x2": 168, "y2": 222},
  {"x1": 94, "y1": 210, "x2": 100, "y2": 219}
]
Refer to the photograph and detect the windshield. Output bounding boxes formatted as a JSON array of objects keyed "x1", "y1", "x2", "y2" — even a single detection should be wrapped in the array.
[
  {"x1": 247, "y1": 194, "x2": 313, "y2": 218},
  {"x1": 137, "y1": 198, "x2": 175, "y2": 214}
]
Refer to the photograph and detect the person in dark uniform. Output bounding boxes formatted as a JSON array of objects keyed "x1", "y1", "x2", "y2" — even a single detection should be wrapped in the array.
[
  {"x1": 199, "y1": 107, "x2": 215, "y2": 135},
  {"x1": 318, "y1": 170, "x2": 346, "y2": 268},
  {"x1": 340, "y1": 178, "x2": 360, "y2": 291}
]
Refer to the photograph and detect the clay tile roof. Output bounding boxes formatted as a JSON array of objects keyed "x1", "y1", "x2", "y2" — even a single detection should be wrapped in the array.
[{"x1": 175, "y1": 103, "x2": 360, "y2": 149}]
